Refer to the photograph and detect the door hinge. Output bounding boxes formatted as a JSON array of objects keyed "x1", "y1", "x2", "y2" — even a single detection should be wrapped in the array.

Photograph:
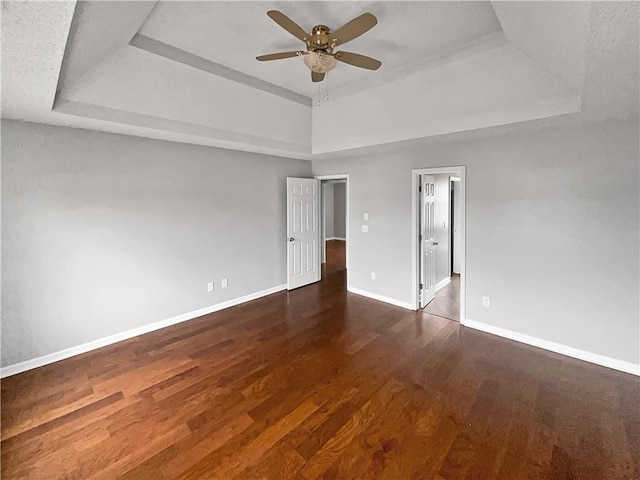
[
  {"x1": 419, "y1": 234, "x2": 422, "y2": 241},
  {"x1": 419, "y1": 283, "x2": 423, "y2": 289},
  {"x1": 419, "y1": 185, "x2": 422, "y2": 192}
]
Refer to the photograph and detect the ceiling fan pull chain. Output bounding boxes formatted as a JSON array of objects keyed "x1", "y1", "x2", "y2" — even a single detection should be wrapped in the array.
[
  {"x1": 325, "y1": 78, "x2": 330, "y2": 103},
  {"x1": 316, "y1": 77, "x2": 330, "y2": 106}
]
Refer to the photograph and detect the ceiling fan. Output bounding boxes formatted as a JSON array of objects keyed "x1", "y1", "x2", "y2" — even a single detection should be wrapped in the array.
[{"x1": 256, "y1": 10, "x2": 382, "y2": 83}]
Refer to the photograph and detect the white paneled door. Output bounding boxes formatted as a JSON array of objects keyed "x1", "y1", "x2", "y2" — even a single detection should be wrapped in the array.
[
  {"x1": 287, "y1": 178, "x2": 320, "y2": 290},
  {"x1": 420, "y1": 175, "x2": 436, "y2": 308}
]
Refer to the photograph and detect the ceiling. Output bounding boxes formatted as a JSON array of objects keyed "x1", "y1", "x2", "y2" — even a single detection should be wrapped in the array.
[
  {"x1": 1, "y1": 1, "x2": 638, "y2": 160},
  {"x1": 138, "y1": 1, "x2": 502, "y2": 97}
]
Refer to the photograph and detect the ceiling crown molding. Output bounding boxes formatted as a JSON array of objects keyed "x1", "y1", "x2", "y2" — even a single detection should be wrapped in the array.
[{"x1": 129, "y1": 34, "x2": 311, "y2": 107}]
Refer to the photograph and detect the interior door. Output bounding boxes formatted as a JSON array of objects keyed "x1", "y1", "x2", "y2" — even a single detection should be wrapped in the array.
[
  {"x1": 420, "y1": 175, "x2": 436, "y2": 308},
  {"x1": 287, "y1": 177, "x2": 320, "y2": 290}
]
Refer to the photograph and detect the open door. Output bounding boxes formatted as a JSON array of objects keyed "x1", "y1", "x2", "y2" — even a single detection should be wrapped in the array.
[
  {"x1": 287, "y1": 177, "x2": 320, "y2": 290},
  {"x1": 420, "y1": 175, "x2": 436, "y2": 308}
]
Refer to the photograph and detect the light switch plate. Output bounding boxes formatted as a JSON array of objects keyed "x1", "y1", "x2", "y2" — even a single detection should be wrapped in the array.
[
  {"x1": 362, "y1": 225, "x2": 369, "y2": 233},
  {"x1": 364, "y1": 213, "x2": 369, "y2": 220}
]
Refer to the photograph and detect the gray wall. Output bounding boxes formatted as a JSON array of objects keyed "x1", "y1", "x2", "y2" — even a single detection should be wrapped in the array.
[
  {"x1": 322, "y1": 181, "x2": 345, "y2": 240},
  {"x1": 313, "y1": 119, "x2": 640, "y2": 365},
  {"x1": 333, "y1": 182, "x2": 346, "y2": 239},
  {"x1": 1, "y1": 120, "x2": 312, "y2": 367},
  {"x1": 323, "y1": 182, "x2": 335, "y2": 239}
]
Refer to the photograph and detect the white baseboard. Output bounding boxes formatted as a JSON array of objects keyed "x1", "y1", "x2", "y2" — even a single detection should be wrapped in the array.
[
  {"x1": 435, "y1": 277, "x2": 451, "y2": 292},
  {"x1": 462, "y1": 319, "x2": 640, "y2": 376},
  {"x1": 0, "y1": 284, "x2": 287, "y2": 378},
  {"x1": 325, "y1": 237, "x2": 346, "y2": 241},
  {"x1": 347, "y1": 285, "x2": 415, "y2": 311}
]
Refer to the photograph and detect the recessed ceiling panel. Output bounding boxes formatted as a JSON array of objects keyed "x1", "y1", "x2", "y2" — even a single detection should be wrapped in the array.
[
  {"x1": 312, "y1": 44, "x2": 581, "y2": 154},
  {"x1": 138, "y1": 1, "x2": 502, "y2": 97},
  {"x1": 64, "y1": 46, "x2": 311, "y2": 149}
]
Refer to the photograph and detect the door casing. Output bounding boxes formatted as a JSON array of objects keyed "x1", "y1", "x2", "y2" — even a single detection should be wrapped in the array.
[
  {"x1": 411, "y1": 167, "x2": 466, "y2": 321},
  {"x1": 315, "y1": 174, "x2": 350, "y2": 286}
]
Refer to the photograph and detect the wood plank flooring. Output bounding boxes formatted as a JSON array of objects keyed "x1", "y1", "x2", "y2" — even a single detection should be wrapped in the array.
[
  {"x1": 424, "y1": 274, "x2": 460, "y2": 322},
  {"x1": 2, "y1": 267, "x2": 638, "y2": 479},
  {"x1": 325, "y1": 239, "x2": 346, "y2": 268}
]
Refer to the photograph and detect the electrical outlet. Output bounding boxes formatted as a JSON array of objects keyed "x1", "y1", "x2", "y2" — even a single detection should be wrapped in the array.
[
  {"x1": 207, "y1": 282, "x2": 214, "y2": 292},
  {"x1": 221, "y1": 278, "x2": 228, "y2": 288},
  {"x1": 362, "y1": 225, "x2": 369, "y2": 233},
  {"x1": 371, "y1": 272, "x2": 376, "y2": 280},
  {"x1": 482, "y1": 296, "x2": 491, "y2": 308}
]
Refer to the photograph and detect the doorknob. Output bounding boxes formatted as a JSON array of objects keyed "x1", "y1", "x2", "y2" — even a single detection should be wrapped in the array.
[
  {"x1": 432, "y1": 241, "x2": 439, "y2": 246},
  {"x1": 288, "y1": 237, "x2": 295, "y2": 242}
]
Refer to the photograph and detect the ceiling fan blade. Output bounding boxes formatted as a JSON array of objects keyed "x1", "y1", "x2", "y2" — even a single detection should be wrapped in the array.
[
  {"x1": 256, "y1": 51, "x2": 305, "y2": 61},
  {"x1": 312, "y1": 71, "x2": 325, "y2": 83},
  {"x1": 267, "y1": 10, "x2": 309, "y2": 43},
  {"x1": 334, "y1": 51, "x2": 381, "y2": 70},
  {"x1": 331, "y1": 13, "x2": 377, "y2": 47}
]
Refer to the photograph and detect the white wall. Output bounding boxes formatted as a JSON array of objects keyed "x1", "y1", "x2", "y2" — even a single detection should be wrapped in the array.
[
  {"x1": 1, "y1": 120, "x2": 312, "y2": 367},
  {"x1": 312, "y1": 119, "x2": 640, "y2": 367}
]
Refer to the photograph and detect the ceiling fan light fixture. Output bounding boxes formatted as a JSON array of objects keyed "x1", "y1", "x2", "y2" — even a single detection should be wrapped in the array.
[{"x1": 303, "y1": 51, "x2": 337, "y2": 73}]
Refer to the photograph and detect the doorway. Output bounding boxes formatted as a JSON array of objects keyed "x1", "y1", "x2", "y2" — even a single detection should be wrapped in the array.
[
  {"x1": 412, "y1": 167, "x2": 465, "y2": 322},
  {"x1": 317, "y1": 174, "x2": 349, "y2": 286}
]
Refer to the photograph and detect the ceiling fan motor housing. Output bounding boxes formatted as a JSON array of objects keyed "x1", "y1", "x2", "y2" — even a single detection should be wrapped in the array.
[{"x1": 310, "y1": 25, "x2": 331, "y2": 49}]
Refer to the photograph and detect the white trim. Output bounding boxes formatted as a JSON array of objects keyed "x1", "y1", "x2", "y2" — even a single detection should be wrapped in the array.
[
  {"x1": 347, "y1": 285, "x2": 414, "y2": 310},
  {"x1": 0, "y1": 284, "x2": 287, "y2": 378},
  {"x1": 325, "y1": 237, "x2": 346, "y2": 241},
  {"x1": 321, "y1": 182, "x2": 327, "y2": 263},
  {"x1": 315, "y1": 174, "x2": 350, "y2": 286},
  {"x1": 412, "y1": 167, "x2": 466, "y2": 321},
  {"x1": 435, "y1": 277, "x2": 451, "y2": 292},
  {"x1": 462, "y1": 319, "x2": 640, "y2": 376}
]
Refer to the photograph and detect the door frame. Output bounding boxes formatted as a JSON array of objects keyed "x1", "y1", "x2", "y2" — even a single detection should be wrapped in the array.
[
  {"x1": 315, "y1": 174, "x2": 350, "y2": 284},
  {"x1": 450, "y1": 176, "x2": 461, "y2": 276},
  {"x1": 411, "y1": 167, "x2": 466, "y2": 321}
]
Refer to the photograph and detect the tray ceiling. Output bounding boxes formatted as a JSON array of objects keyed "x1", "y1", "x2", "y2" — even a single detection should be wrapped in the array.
[
  {"x1": 2, "y1": 1, "x2": 637, "y2": 160},
  {"x1": 138, "y1": 1, "x2": 502, "y2": 97}
]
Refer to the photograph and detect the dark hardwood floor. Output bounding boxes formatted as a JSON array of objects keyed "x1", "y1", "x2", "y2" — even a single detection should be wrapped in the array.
[
  {"x1": 425, "y1": 274, "x2": 460, "y2": 322},
  {"x1": 325, "y1": 239, "x2": 346, "y2": 268},
  {"x1": 2, "y1": 266, "x2": 638, "y2": 479}
]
